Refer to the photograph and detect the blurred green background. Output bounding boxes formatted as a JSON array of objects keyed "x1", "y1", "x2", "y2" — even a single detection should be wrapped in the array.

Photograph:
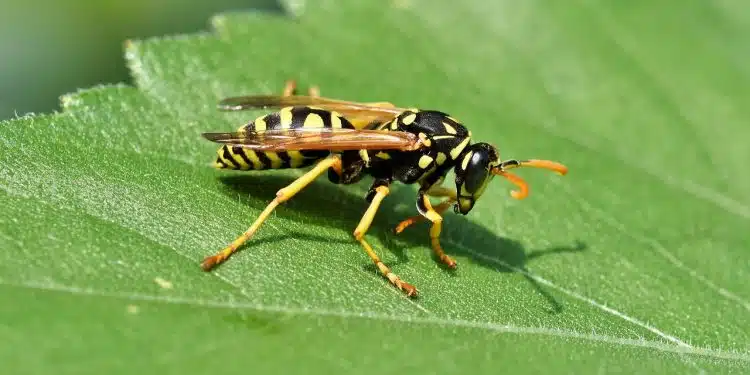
[{"x1": 0, "y1": 0, "x2": 282, "y2": 119}]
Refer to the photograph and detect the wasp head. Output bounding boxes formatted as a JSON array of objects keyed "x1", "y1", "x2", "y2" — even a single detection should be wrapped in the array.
[{"x1": 453, "y1": 143, "x2": 569, "y2": 215}]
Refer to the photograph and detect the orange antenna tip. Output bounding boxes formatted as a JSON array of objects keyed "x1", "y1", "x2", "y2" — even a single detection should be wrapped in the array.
[
  {"x1": 493, "y1": 158, "x2": 567, "y2": 199},
  {"x1": 523, "y1": 159, "x2": 568, "y2": 175},
  {"x1": 496, "y1": 171, "x2": 529, "y2": 200}
]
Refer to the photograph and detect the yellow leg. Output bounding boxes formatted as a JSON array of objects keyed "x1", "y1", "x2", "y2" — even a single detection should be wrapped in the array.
[
  {"x1": 201, "y1": 155, "x2": 342, "y2": 270},
  {"x1": 418, "y1": 194, "x2": 456, "y2": 269},
  {"x1": 284, "y1": 79, "x2": 393, "y2": 107},
  {"x1": 394, "y1": 187, "x2": 457, "y2": 234},
  {"x1": 283, "y1": 79, "x2": 320, "y2": 97},
  {"x1": 353, "y1": 185, "x2": 418, "y2": 297}
]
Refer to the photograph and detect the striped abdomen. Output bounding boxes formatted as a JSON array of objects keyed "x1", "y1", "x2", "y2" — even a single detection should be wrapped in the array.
[{"x1": 214, "y1": 106, "x2": 354, "y2": 170}]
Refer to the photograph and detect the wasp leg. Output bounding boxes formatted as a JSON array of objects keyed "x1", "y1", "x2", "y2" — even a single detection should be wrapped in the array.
[
  {"x1": 414, "y1": 190, "x2": 457, "y2": 269},
  {"x1": 353, "y1": 184, "x2": 418, "y2": 297},
  {"x1": 394, "y1": 186, "x2": 456, "y2": 234},
  {"x1": 282, "y1": 80, "x2": 296, "y2": 97},
  {"x1": 283, "y1": 79, "x2": 394, "y2": 107},
  {"x1": 201, "y1": 155, "x2": 342, "y2": 270},
  {"x1": 283, "y1": 79, "x2": 321, "y2": 97}
]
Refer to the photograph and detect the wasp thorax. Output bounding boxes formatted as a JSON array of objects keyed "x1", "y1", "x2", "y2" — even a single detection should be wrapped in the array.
[{"x1": 454, "y1": 143, "x2": 500, "y2": 215}]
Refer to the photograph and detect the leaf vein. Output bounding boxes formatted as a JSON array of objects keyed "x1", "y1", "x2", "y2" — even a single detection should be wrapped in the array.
[{"x1": 4, "y1": 280, "x2": 748, "y2": 363}]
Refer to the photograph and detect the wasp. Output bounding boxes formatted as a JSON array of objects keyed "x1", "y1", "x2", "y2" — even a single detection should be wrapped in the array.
[{"x1": 200, "y1": 80, "x2": 568, "y2": 297}]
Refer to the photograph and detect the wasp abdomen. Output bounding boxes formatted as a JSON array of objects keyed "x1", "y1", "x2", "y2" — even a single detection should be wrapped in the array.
[{"x1": 214, "y1": 106, "x2": 353, "y2": 170}]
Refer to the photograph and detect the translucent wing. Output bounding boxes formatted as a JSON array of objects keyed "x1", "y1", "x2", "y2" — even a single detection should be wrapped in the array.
[
  {"x1": 202, "y1": 127, "x2": 423, "y2": 152},
  {"x1": 218, "y1": 95, "x2": 407, "y2": 129}
]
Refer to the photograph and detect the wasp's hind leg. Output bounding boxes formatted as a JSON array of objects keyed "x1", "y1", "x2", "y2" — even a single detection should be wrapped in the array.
[
  {"x1": 283, "y1": 80, "x2": 320, "y2": 97},
  {"x1": 201, "y1": 155, "x2": 342, "y2": 270},
  {"x1": 283, "y1": 79, "x2": 395, "y2": 108},
  {"x1": 353, "y1": 180, "x2": 418, "y2": 297}
]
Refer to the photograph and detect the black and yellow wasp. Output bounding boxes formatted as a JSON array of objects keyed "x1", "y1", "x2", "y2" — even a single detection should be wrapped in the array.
[{"x1": 201, "y1": 81, "x2": 567, "y2": 297}]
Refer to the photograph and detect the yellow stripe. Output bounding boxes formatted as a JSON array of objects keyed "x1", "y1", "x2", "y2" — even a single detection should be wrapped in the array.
[
  {"x1": 288, "y1": 151, "x2": 305, "y2": 168},
  {"x1": 265, "y1": 152, "x2": 283, "y2": 169},
  {"x1": 254, "y1": 115, "x2": 268, "y2": 131},
  {"x1": 227, "y1": 147, "x2": 249, "y2": 169},
  {"x1": 279, "y1": 107, "x2": 293, "y2": 129},
  {"x1": 442, "y1": 121, "x2": 457, "y2": 134},
  {"x1": 450, "y1": 136, "x2": 471, "y2": 160},
  {"x1": 242, "y1": 149, "x2": 263, "y2": 169},
  {"x1": 303, "y1": 113, "x2": 325, "y2": 128},
  {"x1": 433, "y1": 135, "x2": 455, "y2": 140},
  {"x1": 359, "y1": 149, "x2": 371, "y2": 166},
  {"x1": 401, "y1": 113, "x2": 417, "y2": 125},
  {"x1": 375, "y1": 152, "x2": 391, "y2": 160},
  {"x1": 330, "y1": 112, "x2": 343, "y2": 128},
  {"x1": 418, "y1": 155, "x2": 434, "y2": 169},
  {"x1": 461, "y1": 151, "x2": 474, "y2": 170},
  {"x1": 217, "y1": 147, "x2": 235, "y2": 168},
  {"x1": 418, "y1": 132, "x2": 432, "y2": 147},
  {"x1": 436, "y1": 152, "x2": 447, "y2": 165}
]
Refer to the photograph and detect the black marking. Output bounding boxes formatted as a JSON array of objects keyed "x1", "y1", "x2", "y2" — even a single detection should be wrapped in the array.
[
  {"x1": 233, "y1": 145, "x2": 255, "y2": 169},
  {"x1": 300, "y1": 149, "x2": 330, "y2": 159},
  {"x1": 256, "y1": 151, "x2": 272, "y2": 169},
  {"x1": 290, "y1": 106, "x2": 334, "y2": 129},
  {"x1": 416, "y1": 191, "x2": 429, "y2": 216},
  {"x1": 277, "y1": 151, "x2": 291, "y2": 168},
  {"x1": 221, "y1": 146, "x2": 238, "y2": 169},
  {"x1": 243, "y1": 112, "x2": 280, "y2": 132}
]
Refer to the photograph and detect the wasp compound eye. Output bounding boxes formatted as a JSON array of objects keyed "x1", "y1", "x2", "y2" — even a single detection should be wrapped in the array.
[{"x1": 463, "y1": 149, "x2": 492, "y2": 194}]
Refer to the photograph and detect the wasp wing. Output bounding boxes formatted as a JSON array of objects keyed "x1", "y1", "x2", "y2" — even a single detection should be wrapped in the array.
[
  {"x1": 202, "y1": 127, "x2": 423, "y2": 152},
  {"x1": 218, "y1": 95, "x2": 406, "y2": 129}
]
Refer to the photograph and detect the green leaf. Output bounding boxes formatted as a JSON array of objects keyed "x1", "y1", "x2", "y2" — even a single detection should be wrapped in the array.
[{"x1": 1, "y1": 0, "x2": 749, "y2": 373}]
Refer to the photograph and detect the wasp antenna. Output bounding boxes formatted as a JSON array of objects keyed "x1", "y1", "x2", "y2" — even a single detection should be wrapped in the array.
[
  {"x1": 493, "y1": 159, "x2": 567, "y2": 199},
  {"x1": 494, "y1": 170, "x2": 529, "y2": 199},
  {"x1": 500, "y1": 159, "x2": 568, "y2": 175}
]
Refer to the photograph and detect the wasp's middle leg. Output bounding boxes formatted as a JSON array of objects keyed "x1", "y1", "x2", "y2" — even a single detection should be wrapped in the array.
[{"x1": 353, "y1": 181, "x2": 418, "y2": 297}]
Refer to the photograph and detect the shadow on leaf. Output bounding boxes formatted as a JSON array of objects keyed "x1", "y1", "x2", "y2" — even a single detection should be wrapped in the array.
[{"x1": 215, "y1": 173, "x2": 586, "y2": 313}]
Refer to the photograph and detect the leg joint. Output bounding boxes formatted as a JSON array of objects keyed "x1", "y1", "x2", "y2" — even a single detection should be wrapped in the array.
[{"x1": 425, "y1": 211, "x2": 442, "y2": 224}]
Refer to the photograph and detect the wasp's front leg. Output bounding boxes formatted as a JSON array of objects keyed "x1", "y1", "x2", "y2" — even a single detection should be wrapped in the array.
[
  {"x1": 414, "y1": 190, "x2": 457, "y2": 269},
  {"x1": 393, "y1": 186, "x2": 456, "y2": 234}
]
